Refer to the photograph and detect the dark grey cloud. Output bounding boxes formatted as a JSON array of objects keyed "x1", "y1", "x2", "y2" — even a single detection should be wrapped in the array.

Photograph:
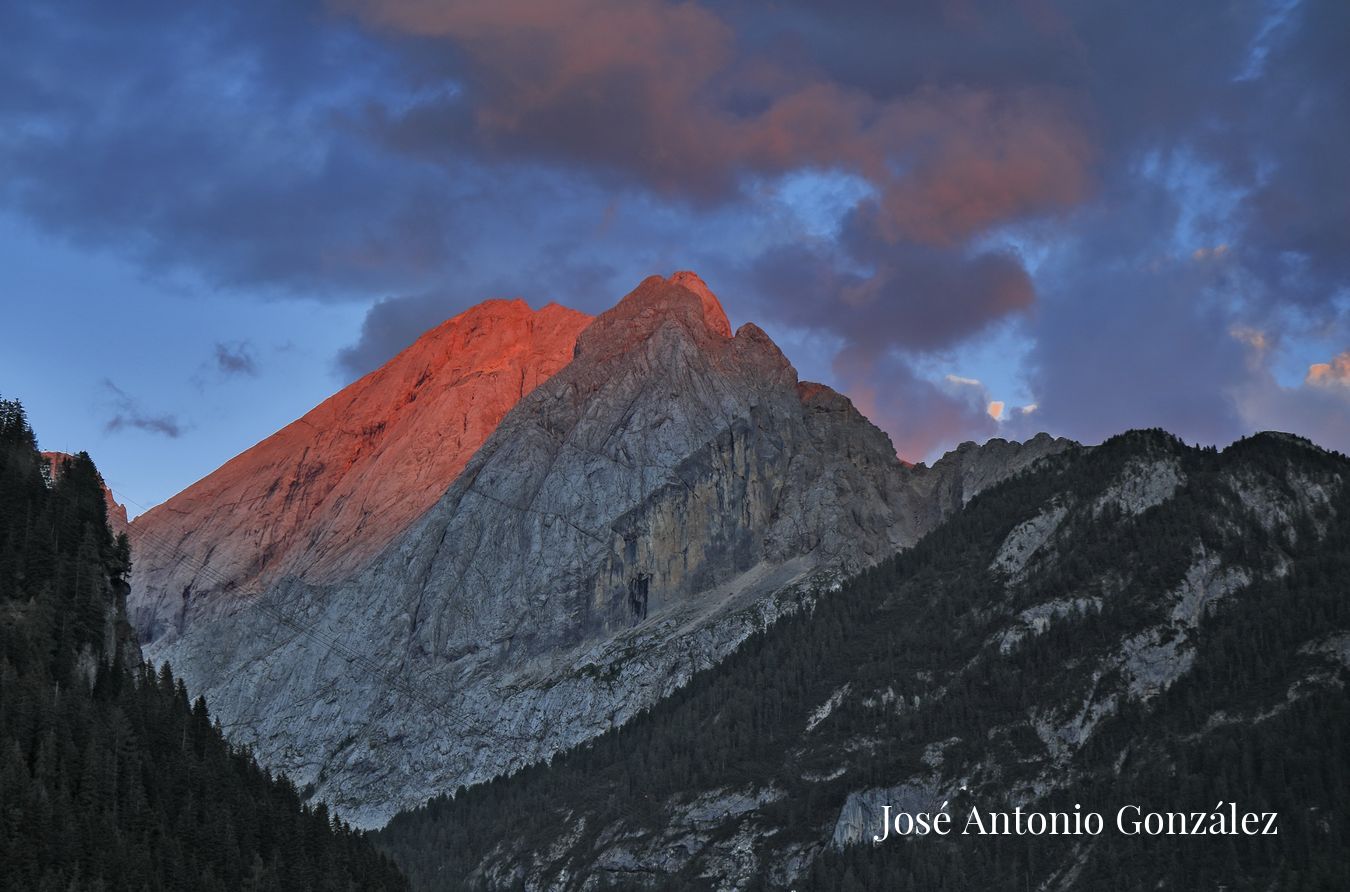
[
  {"x1": 747, "y1": 236, "x2": 1033, "y2": 357},
  {"x1": 832, "y1": 350, "x2": 1000, "y2": 461},
  {"x1": 1232, "y1": 0, "x2": 1350, "y2": 296},
  {"x1": 213, "y1": 342, "x2": 259, "y2": 377},
  {"x1": 101, "y1": 380, "x2": 185, "y2": 438},
  {"x1": 336, "y1": 291, "x2": 466, "y2": 379},
  {"x1": 0, "y1": 0, "x2": 464, "y2": 296},
  {"x1": 335, "y1": 249, "x2": 622, "y2": 379}
]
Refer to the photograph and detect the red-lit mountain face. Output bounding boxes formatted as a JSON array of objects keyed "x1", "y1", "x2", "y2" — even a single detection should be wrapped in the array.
[
  {"x1": 127, "y1": 299, "x2": 591, "y2": 644},
  {"x1": 126, "y1": 272, "x2": 1069, "y2": 827}
]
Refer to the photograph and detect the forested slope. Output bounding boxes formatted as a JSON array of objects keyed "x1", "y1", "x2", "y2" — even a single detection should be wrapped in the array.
[
  {"x1": 377, "y1": 430, "x2": 1350, "y2": 891},
  {"x1": 0, "y1": 398, "x2": 407, "y2": 891}
]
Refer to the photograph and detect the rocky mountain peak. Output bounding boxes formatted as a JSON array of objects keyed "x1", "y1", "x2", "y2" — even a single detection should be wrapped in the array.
[
  {"x1": 138, "y1": 274, "x2": 1077, "y2": 827},
  {"x1": 667, "y1": 270, "x2": 732, "y2": 338},
  {"x1": 573, "y1": 272, "x2": 732, "y2": 362}
]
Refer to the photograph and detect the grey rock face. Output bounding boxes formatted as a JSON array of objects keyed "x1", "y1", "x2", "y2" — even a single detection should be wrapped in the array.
[
  {"x1": 831, "y1": 776, "x2": 949, "y2": 848},
  {"x1": 1093, "y1": 455, "x2": 1184, "y2": 517},
  {"x1": 990, "y1": 501, "x2": 1069, "y2": 579},
  {"x1": 137, "y1": 274, "x2": 1070, "y2": 827}
]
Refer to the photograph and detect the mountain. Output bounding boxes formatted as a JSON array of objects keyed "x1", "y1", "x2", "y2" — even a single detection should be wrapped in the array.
[
  {"x1": 125, "y1": 273, "x2": 1070, "y2": 827},
  {"x1": 128, "y1": 298, "x2": 591, "y2": 645},
  {"x1": 42, "y1": 450, "x2": 130, "y2": 538},
  {"x1": 375, "y1": 430, "x2": 1350, "y2": 891},
  {"x1": 0, "y1": 398, "x2": 407, "y2": 891}
]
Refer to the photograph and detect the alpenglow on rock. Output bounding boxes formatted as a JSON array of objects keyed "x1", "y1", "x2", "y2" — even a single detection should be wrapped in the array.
[
  {"x1": 128, "y1": 298, "x2": 591, "y2": 645},
  {"x1": 128, "y1": 272, "x2": 1070, "y2": 827}
]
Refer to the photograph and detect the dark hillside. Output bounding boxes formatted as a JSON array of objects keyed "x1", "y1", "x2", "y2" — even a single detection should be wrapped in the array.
[
  {"x1": 377, "y1": 430, "x2": 1349, "y2": 891},
  {"x1": 0, "y1": 397, "x2": 407, "y2": 892}
]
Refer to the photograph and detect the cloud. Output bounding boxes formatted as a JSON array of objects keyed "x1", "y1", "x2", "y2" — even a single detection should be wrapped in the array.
[
  {"x1": 101, "y1": 380, "x2": 185, "y2": 438},
  {"x1": 1234, "y1": 351, "x2": 1350, "y2": 453},
  {"x1": 1009, "y1": 169, "x2": 1253, "y2": 447},
  {"x1": 1306, "y1": 352, "x2": 1350, "y2": 389},
  {"x1": 747, "y1": 233, "x2": 1034, "y2": 359},
  {"x1": 832, "y1": 351, "x2": 998, "y2": 461},
  {"x1": 1230, "y1": 326, "x2": 1271, "y2": 360},
  {"x1": 0, "y1": 0, "x2": 464, "y2": 295},
  {"x1": 346, "y1": 0, "x2": 1094, "y2": 243},
  {"x1": 214, "y1": 341, "x2": 259, "y2": 377},
  {"x1": 3, "y1": 0, "x2": 1349, "y2": 460},
  {"x1": 1012, "y1": 158, "x2": 1350, "y2": 453},
  {"x1": 743, "y1": 0, "x2": 1350, "y2": 364},
  {"x1": 335, "y1": 291, "x2": 466, "y2": 379},
  {"x1": 336, "y1": 250, "x2": 622, "y2": 380}
]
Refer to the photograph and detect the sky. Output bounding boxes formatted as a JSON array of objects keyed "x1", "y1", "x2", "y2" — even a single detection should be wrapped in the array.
[{"x1": 1, "y1": 0, "x2": 1347, "y2": 517}]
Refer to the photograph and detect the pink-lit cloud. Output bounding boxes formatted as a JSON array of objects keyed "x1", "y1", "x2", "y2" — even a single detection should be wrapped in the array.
[
  {"x1": 343, "y1": 0, "x2": 1095, "y2": 245},
  {"x1": 1306, "y1": 352, "x2": 1350, "y2": 389}
]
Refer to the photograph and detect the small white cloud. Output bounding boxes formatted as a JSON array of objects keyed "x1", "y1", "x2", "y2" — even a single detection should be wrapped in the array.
[{"x1": 945, "y1": 374, "x2": 983, "y2": 388}]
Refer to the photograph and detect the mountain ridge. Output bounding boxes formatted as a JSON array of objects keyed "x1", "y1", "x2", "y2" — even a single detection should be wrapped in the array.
[{"x1": 125, "y1": 273, "x2": 1072, "y2": 827}]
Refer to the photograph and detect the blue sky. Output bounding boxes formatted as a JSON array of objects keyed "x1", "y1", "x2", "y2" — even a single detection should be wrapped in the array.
[{"x1": 1, "y1": 0, "x2": 1347, "y2": 516}]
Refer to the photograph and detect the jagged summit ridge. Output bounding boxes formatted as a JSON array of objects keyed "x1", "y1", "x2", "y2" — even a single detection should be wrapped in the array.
[{"x1": 574, "y1": 272, "x2": 736, "y2": 362}]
